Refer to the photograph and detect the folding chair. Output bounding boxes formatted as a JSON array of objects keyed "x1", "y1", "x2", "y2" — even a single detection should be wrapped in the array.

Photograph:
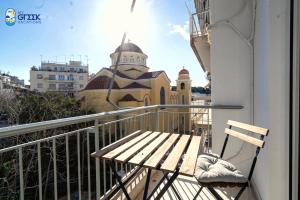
[{"x1": 193, "y1": 120, "x2": 269, "y2": 200}]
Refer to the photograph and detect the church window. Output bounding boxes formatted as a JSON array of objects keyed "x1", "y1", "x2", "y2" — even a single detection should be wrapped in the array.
[
  {"x1": 181, "y1": 82, "x2": 185, "y2": 90},
  {"x1": 182, "y1": 95, "x2": 185, "y2": 104},
  {"x1": 144, "y1": 97, "x2": 149, "y2": 106},
  {"x1": 160, "y1": 87, "x2": 165, "y2": 105}
]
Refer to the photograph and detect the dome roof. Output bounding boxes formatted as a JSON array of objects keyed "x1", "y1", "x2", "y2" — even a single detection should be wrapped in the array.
[
  {"x1": 115, "y1": 42, "x2": 143, "y2": 53},
  {"x1": 179, "y1": 68, "x2": 189, "y2": 75}
]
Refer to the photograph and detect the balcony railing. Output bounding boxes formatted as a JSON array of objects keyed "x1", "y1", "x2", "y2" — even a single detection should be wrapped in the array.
[
  {"x1": 0, "y1": 104, "x2": 242, "y2": 200},
  {"x1": 190, "y1": 10, "x2": 210, "y2": 37}
]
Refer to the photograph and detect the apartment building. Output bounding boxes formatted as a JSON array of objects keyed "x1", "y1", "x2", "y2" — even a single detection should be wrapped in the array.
[
  {"x1": 30, "y1": 61, "x2": 88, "y2": 97},
  {"x1": 0, "y1": 73, "x2": 26, "y2": 91}
]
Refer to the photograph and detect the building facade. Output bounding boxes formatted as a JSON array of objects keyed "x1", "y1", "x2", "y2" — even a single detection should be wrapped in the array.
[
  {"x1": 80, "y1": 42, "x2": 192, "y2": 131},
  {"x1": 30, "y1": 61, "x2": 88, "y2": 97}
]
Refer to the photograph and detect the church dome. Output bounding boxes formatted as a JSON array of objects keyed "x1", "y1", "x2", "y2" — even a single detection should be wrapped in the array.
[
  {"x1": 115, "y1": 42, "x2": 143, "y2": 53},
  {"x1": 179, "y1": 68, "x2": 189, "y2": 75}
]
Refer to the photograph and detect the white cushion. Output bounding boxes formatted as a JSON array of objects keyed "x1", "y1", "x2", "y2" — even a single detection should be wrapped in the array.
[{"x1": 194, "y1": 154, "x2": 247, "y2": 183}]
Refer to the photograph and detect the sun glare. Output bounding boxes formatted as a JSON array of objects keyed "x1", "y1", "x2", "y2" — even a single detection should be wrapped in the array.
[{"x1": 99, "y1": 0, "x2": 155, "y2": 45}]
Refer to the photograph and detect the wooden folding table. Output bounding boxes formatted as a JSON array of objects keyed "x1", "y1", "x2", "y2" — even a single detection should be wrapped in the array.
[{"x1": 92, "y1": 130, "x2": 202, "y2": 200}]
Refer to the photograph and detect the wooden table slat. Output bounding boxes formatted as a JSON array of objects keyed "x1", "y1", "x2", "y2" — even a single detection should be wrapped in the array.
[
  {"x1": 115, "y1": 132, "x2": 160, "y2": 163},
  {"x1": 102, "y1": 131, "x2": 152, "y2": 160},
  {"x1": 160, "y1": 135, "x2": 191, "y2": 173},
  {"x1": 179, "y1": 136, "x2": 202, "y2": 176},
  {"x1": 91, "y1": 130, "x2": 142, "y2": 158},
  {"x1": 143, "y1": 134, "x2": 180, "y2": 169},
  {"x1": 128, "y1": 133, "x2": 170, "y2": 165}
]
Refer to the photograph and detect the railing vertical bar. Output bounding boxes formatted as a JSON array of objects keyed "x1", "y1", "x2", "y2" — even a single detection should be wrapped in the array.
[
  {"x1": 94, "y1": 120, "x2": 100, "y2": 199},
  {"x1": 124, "y1": 121, "x2": 128, "y2": 174},
  {"x1": 177, "y1": 112, "x2": 180, "y2": 134},
  {"x1": 77, "y1": 132, "x2": 82, "y2": 200},
  {"x1": 18, "y1": 147, "x2": 24, "y2": 200},
  {"x1": 162, "y1": 111, "x2": 165, "y2": 132},
  {"x1": 53, "y1": 138, "x2": 58, "y2": 200},
  {"x1": 184, "y1": 112, "x2": 186, "y2": 134},
  {"x1": 172, "y1": 112, "x2": 175, "y2": 132},
  {"x1": 66, "y1": 135, "x2": 70, "y2": 200},
  {"x1": 156, "y1": 110, "x2": 159, "y2": 132},
  {"x1": 120, "y1": 121, "x2": 124, "y2": 171},
  {"x1": 102, "y1": 124, "x2": 106, "y2": 195},
  {"x1": 109, "y1": 125, "x2": 112, "y2": 189},
  {"x1": 87, "y1": 130, "x2": 91, "y2": 200},
  {"x1": 37, "y1": 142, "x2": 43, "y2": 200}
]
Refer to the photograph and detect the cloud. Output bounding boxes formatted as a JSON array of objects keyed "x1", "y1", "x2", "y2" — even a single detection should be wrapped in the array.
[{"x1": 168, "y1": 21, "x2": 190, "y2": 41}]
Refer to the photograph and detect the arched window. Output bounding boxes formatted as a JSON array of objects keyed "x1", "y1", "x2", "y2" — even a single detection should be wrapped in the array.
[
  {"x1": 181, "y1": 82, "x2": 185, "y2": 90},
  {"x1": 137, "y1": 57, "x2": 140, "y2": 63},
  {"x1": 182, "y1": 95, "x2": 185, "y2": 104},
  {"x1": 123, "y1": 56, "x2": 127, "y2": 62},
  {"x1": 144, "y1": 96, "x2": 149, "y2": 106},
  {"x1": 160, "y1": 87, "x2": 165, "y2": 105},
  {"x1": 130, "y1": 57, "x2": 134, "y2": 62}
]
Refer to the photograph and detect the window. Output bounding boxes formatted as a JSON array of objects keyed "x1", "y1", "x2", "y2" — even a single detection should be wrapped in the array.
[
  {"x1": 49, "y1": 84, "x2": 56, "y2": 89},
  {"x1": 182, "y1": 95, "x2": 185, "y2": 104},
  {"x1": 181, "y1": 82, "x2": 185, "y2": 90},
  {"x1": 160, "y1": 87, "x2": 165, "y2": 105},
  {"x1": 79, "y1": 68, "x2": 83, "y2": 72},
  {"x1": 54, "y1": 67, "x2": 57, "y2": 71},
  {"x1": 144, "y1": 96, "x2": 149, "y2": 106},
  {"x1": 49, "y1": 75, "x2": 56, "y2": 80},
  {"x1": 79, "y1": 76, "x2": 84, "y2": 80},
  {"x1": 137, "y1": 57, "x2": 140, "y2": 62},
  {"x1": 130, "y1": 57, "x2": 134, "y2": 62},
  {"x1": 58, "y1": 75, "x2": 65, "y2": 80},
  {"x1": 70, "y1": 68, "x2": 74, "y2": 72},
  {"x1": 37, "y1": 83, "x2": 43, "y2": 88},
  {"x1": 58, "y1": 83, "x2": 65, "y2": 89},
  {"x1": 68, "y1": 74, "x2": 74, "y2": 80},
  {"x1": 37, "y1": 74, "x2": 43, "y2": 79},
  {"x1": 123, "y1": 56, "x2": 127, "y2": 62},
  {"x1": 80, "y1": 84, "x2": 84, "y2": 88}
]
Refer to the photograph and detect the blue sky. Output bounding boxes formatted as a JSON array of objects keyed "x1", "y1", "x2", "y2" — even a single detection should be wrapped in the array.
[{"x1": 0, "y1": 0, "x2": 207, "y2": 86}]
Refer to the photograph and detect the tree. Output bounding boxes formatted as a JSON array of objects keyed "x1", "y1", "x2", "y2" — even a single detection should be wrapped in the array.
[{"x1": 0, "y1": 90, "x2": 95, "y2": 199}]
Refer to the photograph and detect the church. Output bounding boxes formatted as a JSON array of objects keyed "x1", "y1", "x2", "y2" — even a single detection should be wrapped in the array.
[{"x1": 80, "y1": 42, "x2": 192, "y2": 115}]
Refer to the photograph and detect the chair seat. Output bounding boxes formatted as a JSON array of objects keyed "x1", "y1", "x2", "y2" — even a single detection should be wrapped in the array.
[{"x1": 194, "y1": 153, "x2": 248, "y2": 186}]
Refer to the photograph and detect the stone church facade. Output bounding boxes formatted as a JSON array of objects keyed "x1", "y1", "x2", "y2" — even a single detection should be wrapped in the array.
[{"x1": 80, "y1": 42, "x2": 192, "y2": 131}]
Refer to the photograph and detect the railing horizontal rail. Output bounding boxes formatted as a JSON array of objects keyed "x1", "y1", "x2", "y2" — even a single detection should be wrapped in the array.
[{"x1": 0, "y1": 104, "x2": 242, "y2": 138}]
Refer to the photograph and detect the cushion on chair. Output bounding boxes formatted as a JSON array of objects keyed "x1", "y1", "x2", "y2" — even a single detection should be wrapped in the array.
[{"x1": 194, "y1": 153, "x2": 248, "y2": 185}]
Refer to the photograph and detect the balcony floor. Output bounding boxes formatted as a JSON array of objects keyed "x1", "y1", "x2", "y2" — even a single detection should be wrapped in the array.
[{"x1": 135, "y1": 172, "x2": 257, "y2": 200}]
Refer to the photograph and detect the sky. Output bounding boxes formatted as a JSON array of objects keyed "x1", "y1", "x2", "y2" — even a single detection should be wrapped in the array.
[{"x1": 0, "y1": 0, "x2": 207, "y2": 86}]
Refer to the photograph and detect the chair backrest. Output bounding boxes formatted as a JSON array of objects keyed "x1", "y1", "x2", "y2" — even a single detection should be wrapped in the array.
[
  {"x1": 226, "y1": 120, "x2": 269, "y2": 147},
  {"x1": 220, "y1": 120, "x2": 269, "y2": 181}
]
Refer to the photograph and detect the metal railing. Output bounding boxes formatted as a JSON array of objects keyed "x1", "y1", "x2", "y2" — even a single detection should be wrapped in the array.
[
  {"x1": 0, "y1": 104, "x2": 242, "y2": 200},
  {"x1": 190, "y1": 10, "x2": 210, "y2": 37}
]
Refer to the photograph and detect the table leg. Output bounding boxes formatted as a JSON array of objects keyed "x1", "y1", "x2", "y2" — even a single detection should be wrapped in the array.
[
  {"x1": 142, "y1": 169, "x2": 152, "y2": 200},
  {"x1": 165, "y1": 175, "x2": 182, "y2": 200},
  {"x1": 153, "y1": 169, "x2": 179, "y2": 200},
  {"x1": 109, "y1": 161, "x2": 132, "y2": 200}
]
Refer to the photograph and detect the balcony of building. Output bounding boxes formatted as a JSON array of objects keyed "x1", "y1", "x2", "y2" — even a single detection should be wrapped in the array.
[
  {"x1": 0, "y1": 103, "x2": 267, "y2": 200},
  {"x1": 190, "y1": 0, "x2": 211, "y2": 74}
]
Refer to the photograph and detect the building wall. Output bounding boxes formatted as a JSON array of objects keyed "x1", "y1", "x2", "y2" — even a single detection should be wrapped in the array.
[
  {"x1": 210, "y1": 0, "x2": 289, "y2": 199},
  {"x1": 210, "y1": 0, "x2": 254, "y2": 176},
  {"x1": 252, "y1": 0, "x2": 289, "y2": 199},
  {"x1": 80, "y1": 90, "x2": 120, "y2": 112}
]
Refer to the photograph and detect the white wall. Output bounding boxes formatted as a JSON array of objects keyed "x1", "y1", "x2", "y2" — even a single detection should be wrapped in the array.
[
  {"x1": 211, "y1": 0, "x2": 254, "y2": 176},
  {"x1": 253, "y1": 0, "x2": 289, "y2": 199},
  {"x1": 210, "y1": 0, "x2": 289, "y2": 199}
]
